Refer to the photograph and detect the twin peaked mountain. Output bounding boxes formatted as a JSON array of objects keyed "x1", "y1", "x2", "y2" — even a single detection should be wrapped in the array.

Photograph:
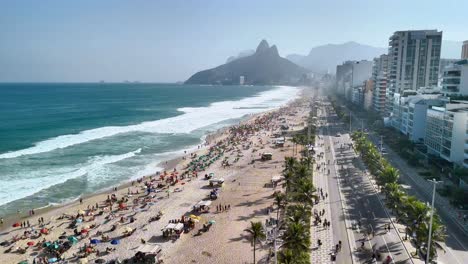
[{"x1": 185, "y1": 40, "x2": 309, "y2": 85}]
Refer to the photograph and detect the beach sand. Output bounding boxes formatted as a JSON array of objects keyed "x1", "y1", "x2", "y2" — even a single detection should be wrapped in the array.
[{"x1": 0, "y1": 94, "x2": 310, "y2": 264}]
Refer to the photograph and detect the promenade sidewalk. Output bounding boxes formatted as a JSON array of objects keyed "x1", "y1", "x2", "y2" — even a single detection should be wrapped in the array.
[{"x1": 310, "y1": 134, "x2": 334, "y2": 264}]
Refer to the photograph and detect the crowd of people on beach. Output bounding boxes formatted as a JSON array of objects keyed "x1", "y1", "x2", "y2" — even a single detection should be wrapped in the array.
[{"x1": 0, "y1": 103, "x2": 306, "y2": 264}]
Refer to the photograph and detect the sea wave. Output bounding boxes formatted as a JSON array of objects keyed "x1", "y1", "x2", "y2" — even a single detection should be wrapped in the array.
[
  {"x1": 0, "y1": 86, "x2": 299, "y2": 159},
  {"x1": 0, "y1": 148, "x2": 142, "y2": 206}
]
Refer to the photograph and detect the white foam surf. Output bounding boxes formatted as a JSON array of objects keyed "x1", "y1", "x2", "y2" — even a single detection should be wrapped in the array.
[
  {"x1": 0, "y1": 86, "x2": 299, "y2": 159},
  {"x1": 0, "y1": 148, "x2": 142, "y2": 206}
]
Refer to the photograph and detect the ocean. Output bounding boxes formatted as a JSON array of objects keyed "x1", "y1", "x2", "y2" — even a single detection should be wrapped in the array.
[{"x1": 0, "y1": 83, "x2": 299, "y2": 216}]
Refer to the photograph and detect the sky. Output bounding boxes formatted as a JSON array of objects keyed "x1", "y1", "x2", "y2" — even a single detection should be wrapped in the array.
[{"x1": 0, "y1": 0, "x2": 467, "y2": 82}]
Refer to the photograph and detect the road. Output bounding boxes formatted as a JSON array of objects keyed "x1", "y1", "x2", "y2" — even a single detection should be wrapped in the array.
[
  {"x1": 315, "y1": 95, "x2": 412, "y2": 263},
  {"x1": 342, "y1": 99, "x2": 468, "y2": 264}
]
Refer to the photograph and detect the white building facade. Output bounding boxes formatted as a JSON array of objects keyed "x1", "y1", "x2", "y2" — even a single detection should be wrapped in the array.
[
  {"x1": 425, "y1": 103, "x2": 468, "y2": 168},
  {"x1": 386, "y1": 30, "x2": 442, "y2": 115}
]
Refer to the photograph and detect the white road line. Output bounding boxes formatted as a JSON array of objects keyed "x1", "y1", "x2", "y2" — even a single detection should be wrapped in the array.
[{"x1": 382, "y1": 235, "x2": 395, "y2": 264}]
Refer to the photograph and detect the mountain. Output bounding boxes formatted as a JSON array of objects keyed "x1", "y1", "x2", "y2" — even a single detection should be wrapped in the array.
[
  {"x1": 226, "y1": 49, "x2": 255, "y2": 63},
  {"x1": 286, "y1": 41, "x2": 387, "y2": 73},
  {"x1": 185, "y1": 40, "x2": 309, "y2": 85}
]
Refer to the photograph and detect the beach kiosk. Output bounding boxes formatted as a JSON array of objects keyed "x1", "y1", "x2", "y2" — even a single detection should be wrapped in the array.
[
  {"x1": 261, "y1": 152, "x2": 273, "y2": 161},
  {"x1": 134, "y1": 244, "x2": 162, "y2": 264},
  {"x1": 209, "y1": 178, "x2": 224, "y2": 187},
  {"x1": 274, "y1": 137, "x2": 285, "y2": 147},
  {"x1": 162, "y1": 223, "x2": 184, "y2": 238},
  {"x1": 193, "y1": 200, "x2": 212, "y2": 212}
]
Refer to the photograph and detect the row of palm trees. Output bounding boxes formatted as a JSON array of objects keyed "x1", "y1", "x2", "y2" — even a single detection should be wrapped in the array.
[
  {"x1": 244, "y1": 154, "x2": 317, "y2": 264},
  {"x1": 352, "y1": 131, "x2": 446, "y2": 261},
  {"x1": 277, "y1": 156, "x2": 317, "y2": 264}
]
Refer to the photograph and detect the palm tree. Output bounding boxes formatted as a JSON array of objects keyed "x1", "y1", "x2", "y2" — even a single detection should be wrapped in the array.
[
  {"x1": 281, "y1": 222, "x2": 310, "y2": 252},
  {"x1": 274, "y1": 192, "x2": 287, "y2": 223},
  {"x1": 284, "y1": 157, "x2": 297, "y2": 174},
  {"x1": 244, "y1": 221, "x2": 266, "y2": 264},
  {"x1": 290, "y1": 178, "x2": 318, "y2": 205},
  {"x1": 377, "y1": 165, "x2": 399, "y2": 186},
  {"x1": 286, "y1": 204, "x2": 311, "y2": 225},
  {"x1": 278, "y1": 249, "x2": 295, "y2": 264}
]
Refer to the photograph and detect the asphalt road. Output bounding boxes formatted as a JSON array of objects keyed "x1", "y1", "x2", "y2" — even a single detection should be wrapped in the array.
[
  {"x1": 316, "y1": 97, "x2": 412, "y2": 264},
  {"x1": 343, "y1": 101, "x2": 468, "y2": 264}
]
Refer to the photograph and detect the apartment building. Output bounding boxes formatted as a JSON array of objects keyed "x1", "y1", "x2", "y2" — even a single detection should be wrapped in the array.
[
  {"x1": 391, "y1": 90, "x2": 443, "y2": 141},
  {"x1": 386, "y1": 30, "x2": 442, "y2": 115},
  {"x1": 425, "y1": 102, "x2": 468, "y2": 168},
  {"x1": 462, "y1": 40, "x2": 468, "y2": 60},
  {"x1": 372, "y1": 54, "x2": 389, "y2": 115},
  {"x1": 441, "y1": 59, "x2": 468, "y2": 96},
  {"x1": 336, "y1": 60, "x2": 373, "y2": 100}
]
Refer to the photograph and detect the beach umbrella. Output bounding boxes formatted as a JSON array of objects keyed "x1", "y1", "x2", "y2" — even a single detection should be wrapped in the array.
[
  {"x1": 76, "y1": 218, "x2": 83, "y2": 223},
  {"x1": 81, "y1": 229, "x2": 89, "y2": 234},
  {"x1": 90, "y1": 239, "x2": 100, "y2": 244},
  {"x1": 48, "y1": 257, "x2": 58, "y2": 263},
  {"x1": 12, "y1": 222, "x2": 21, "y2": 227},
  {"x1": 83, "y1": 224, "x2": 90, "y2": 229},
  {"x1": 110, "y1": 239, "x2": 120, "y2": 245},
  {"x1": 18, "y1": 261, "x2": 28, "y2": 264},
  {"x1": 123, "y1": 227, "x2": 132, "y2": 233},
  {"x1": 192, "y1": 219, "x2": 200, "y2": 223},
  {"x1": 42, "y1": 242, "x2": 51, "y2": 248},
  {"x1": 208, "y1": 220, "x2": 216, "y2": 224},
  {"x1": 27, "y1": 241, "x2": 35, "y2": 246},
  {"x1": 67, "y1": 236, "x2": 78, "y2": 244},
  {"x1": 79, "y1": 258, "x2": 89, "y2": 264},
  {"x1": 86, "y1": 247, "x2": 93, "y2": 253},
  {"x1": 78, "y1": 210, "x2": 85, "y2": 215},
  {"x1": 40, "y1": 228, "x2": 49, "y2": 234}
]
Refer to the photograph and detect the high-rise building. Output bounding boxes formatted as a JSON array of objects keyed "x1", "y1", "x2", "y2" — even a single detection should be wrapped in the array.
[
  {"x1": 462, "y1": 40, "x2": 468, "y2": 59},
  {"x1": 239, "y1": 76, "x2": 245, "y2": 85},
  {"x1": 441, "y1": 59, "x2": 468, "y2": 96},
  {"x1": 386, "y1": 30, "x2": 442, "y2": 115},
  {"x1": 371, "y1": 54, "x2": 389, "y2": 115},
  {"x1": 425, "y1": 102, "x2": 468, "y2": 168},
  {"x1": 335, "y1": 60, "x2": 373, "y2": 100}
]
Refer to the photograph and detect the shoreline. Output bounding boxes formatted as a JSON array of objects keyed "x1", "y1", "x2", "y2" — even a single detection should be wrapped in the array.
[
  {"x1": 0, "y1": 88, "x2": 308, "y2": 264},
  {"x1": 0, "y1": 99, "x2": 288, "y2": 231}
]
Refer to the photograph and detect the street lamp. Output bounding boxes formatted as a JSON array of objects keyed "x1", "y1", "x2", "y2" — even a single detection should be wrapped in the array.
[{"x1": 426, "y1": 178, "x2": 442, "y2": 264}]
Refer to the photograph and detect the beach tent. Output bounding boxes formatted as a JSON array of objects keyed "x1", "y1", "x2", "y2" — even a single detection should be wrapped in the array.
[
  {"x1": 173, "y1": 223, "x2": 184, "y2": 232},
  {"x1": 163, "y1": 223, "x2": 184, "y2": 232},
  {"x1": 110, "y1": 239, "x2": 120, "y2": 245},
  {"x1": 90, "y1": 239, "x2": 100, "y2": 244},
  {"x1": 136, "y1": 244, "x2": 162, "y2": 255}
]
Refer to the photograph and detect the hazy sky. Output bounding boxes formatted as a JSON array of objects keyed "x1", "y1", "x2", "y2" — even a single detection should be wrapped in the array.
[{"x1": 1, "y1": 0, "x2": 466, "y2": 82}]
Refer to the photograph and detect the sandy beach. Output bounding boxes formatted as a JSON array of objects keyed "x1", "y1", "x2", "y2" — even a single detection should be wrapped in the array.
[{"x1": 0, "y1": 92, "x2": 311, "y2": 264}]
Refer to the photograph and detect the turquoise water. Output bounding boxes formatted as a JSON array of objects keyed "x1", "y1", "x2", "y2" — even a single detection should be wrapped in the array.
[{"x1": 0, "y1": 83, "x2": 299, "y2": 216}]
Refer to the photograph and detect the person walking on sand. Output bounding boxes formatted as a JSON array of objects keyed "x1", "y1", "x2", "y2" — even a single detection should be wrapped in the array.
[{"x1": 79, "y1": 197, "x2": 83, "y2": 204}]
